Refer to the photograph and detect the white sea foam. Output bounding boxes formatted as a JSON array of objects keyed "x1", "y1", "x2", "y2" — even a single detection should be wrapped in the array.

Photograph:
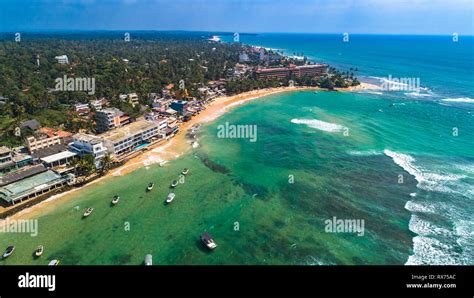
[
  {"x1": 408, "y1": 214, "x2": 451, "y2": 236},
  {"x1": 357, "y1": 90, "x2": 383, "y2": 95},
  {"x1": 454, "y1": 220, "x2": 474, "y2": 238},
  {"x1": 406, "y1": 236, "x2": 459, "y2": 265},
  {"x1": 388, "y1": 151, "x2": 474, "y2": 265},
  {"x1": 383, "y1": 149, "x2": 465, "y2": 193},
  {"x1": 347, "y1": 150, "x2": 382, "y2": 156},
  {"x1": 404, "y1": 200, "x2": 436, "y2": 214},
  {"x1": 404, "y1": 92, "x2": 432, "y2": 97},
  {"x1": 290, "y1": 118, "x2": 346, "y2": 133},
  {"x1": 454, "y1": 220, "x2": 474, "y2": 263},
  {"x1": 441, "y1": 97, "x2": 474, "y2": 103}
]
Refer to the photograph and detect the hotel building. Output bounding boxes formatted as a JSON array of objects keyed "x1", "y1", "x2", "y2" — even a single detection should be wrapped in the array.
[
  {"x1": 25, "y1": 127, "x2": 73, "y2": 154},
  {"x1": 95, "y1": 108, "x2": 130, "y2": 133},
  {"x1": 69, "y1": 133, "x2": 108, "y2": 168},
  {"x1": 100, "y1": 120, "x2": 160, "y2": 156},
  {"x1": 255, "y1": 64, "x2": 327, "y2": 79}
]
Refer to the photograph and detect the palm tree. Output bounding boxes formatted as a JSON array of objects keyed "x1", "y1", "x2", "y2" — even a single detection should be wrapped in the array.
[
  {"x1": 100, "y1": 154, "x2": 113, "y2": 173},
  {"x1": 72, "y1": 154, "x2": 96, "y2": 177}
]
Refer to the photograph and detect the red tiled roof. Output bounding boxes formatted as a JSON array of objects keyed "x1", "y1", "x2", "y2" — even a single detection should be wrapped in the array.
[{"x1": 39, "y1": 127, "x2": 73, "y2": 138}]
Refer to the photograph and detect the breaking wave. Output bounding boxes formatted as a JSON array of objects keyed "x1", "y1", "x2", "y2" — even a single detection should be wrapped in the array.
[
  {"x1": 347, "y1": 150, "x2": 382, "y2": 156},
  {"x1": 441, "y1": 97, "x2": 474, "y2": 103},
  {"x1": 383, "y1": 149, "x2": 465, "y2": 194},
  {"x1": 290, "y1": 118, "x2": 346, "y2": 133},
  {"x1": 404, "y1": 92, "x2": 432, "y2": 98},
  {"x1": 406, "y1": 236, "x2": 460, "y2": 265}
]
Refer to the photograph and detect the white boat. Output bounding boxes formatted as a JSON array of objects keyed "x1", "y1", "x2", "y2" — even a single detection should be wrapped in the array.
[
  {"x1": 166, "y1": 193, "x2": 175, "y2": 204},
  {"x1": 48, "y1": 259, "x2": 60, "y2": 266},
  {"x1": 2, "y1": 246, "x2": 15, "y2": 259},
  {"x1": 200, "y1": 233, "x2": 217, "y2": 250},
  {"x1": 111, "y1": 195, "x2": 120, "y2": 205},
  {"x1": 145, "y1": 254, "x2": 152, "y2": 266},
  {"x1": 170, "y1": 180, "x2": 178, "y2": 188},
  {"x1": 147, "y1": 182, "x2": 154, "y2": 191},
  {"x1": 35, "y1": 245, "x2": 44, "y2": 257},
  {"x1": 181, "y1": 168, "x2": 190, "y2": 175},
  {"x1": 83, "y1": 207, "x2": 94, "y2": 218}
]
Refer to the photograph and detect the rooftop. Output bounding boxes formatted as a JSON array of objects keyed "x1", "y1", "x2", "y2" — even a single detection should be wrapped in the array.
[
  {"x1": 100, "y1": 120, "x2": 158, "y2": 143},
  {"x1": 99, "y1": 107, "x2": 124, "y2": 117},
  {"x1": 0, "y1": 164, "x2": 47, "y2": 187},
  {"x1": 0, "y1": 146, "x2": 12, "y2": 155},
  {"x1": 255, "y1": 67, "x2": 289, "y2": 73},
  {"x1": 40, "y1": 150, "x2": 77, "y2": 164},
  {"x1": 73, "y1": 133, "x2": 103, "y2": 145},
  {"x1": 20, "y1": 119, "x2": 41, "y2": 131},
  {"x1": 172, "y1": 100, "x2": 188, "y2": 105},
  {"x1": 297, "y1": 64, "x2": 328, "y2": 69},
  {"x1": 38, "y1": 127, "x2": 73, "y2": 139},
  {"x1": 0, "y1": 170, "x2": 67, "y2": 203},
  {"x1": 32, "y1": 143, "x2": 69, "y2": 159}
]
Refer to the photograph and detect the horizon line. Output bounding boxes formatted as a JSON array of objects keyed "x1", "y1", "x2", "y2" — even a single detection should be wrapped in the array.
[{"x1": 0, "y1": 30, "x2": 472, "y2": 37}]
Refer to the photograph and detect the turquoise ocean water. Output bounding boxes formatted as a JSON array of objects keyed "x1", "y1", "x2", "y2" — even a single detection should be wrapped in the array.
[{"x1": 0, "y1": 34, "x2": 472, "y2": 265}]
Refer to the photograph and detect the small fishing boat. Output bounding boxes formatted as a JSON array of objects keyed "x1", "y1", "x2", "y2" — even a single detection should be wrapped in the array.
[
  {"x1": 2, "y1": 245, "x2": 15, "y2": 259},
  {"x1": 170, "y1": 180, "x2": 178, "y2": 188},
  {"x1": 147, "y1": 182, "x2": 155, "y2": 191},
  {"x1": 48, "y1": 259, "x2": 60, "y2": 266},
  {"x1": 181, "y1": 168, "x2": 189, "y2": 175},
  {"x1": 200, "y1": 232, "x2": 217, "y2": 250},
  {"x1": 83, "y1": 207, "x2": 94, "y2": 218},
  {"x1": 111, "y1": 195, "x2": 120, "y2": 205},
  {"x1": 145, "y1": 254, "x2": 152, "y2": 266},
  {"x1": 166, "y1": 193, "x2": 175, "y2": 204},
  {"x1": 35, "y1": 245, "x2": 44, "y2": 257}
]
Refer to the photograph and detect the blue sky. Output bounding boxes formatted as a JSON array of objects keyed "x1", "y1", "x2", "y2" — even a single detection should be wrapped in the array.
[{"x1": 0, "y1": 0, "x2": 473, "y2": 35}]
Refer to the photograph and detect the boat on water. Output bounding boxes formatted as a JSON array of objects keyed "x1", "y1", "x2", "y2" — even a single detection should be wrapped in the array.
[
  {"x1": 2, "y1": 245, "x2": 15, "y2": 259},
  {"x1": 182, "y1": 168, "x2": 189, "y2": 175},
  {"x1": 147, "y1": 182, "x2": 155, "y2": 191},
  {"x1": 34, "y1": 245, "x2": 44, "y2": 257},
  {"x1": 83, "y1": 207, "x2": 94, "y2": 218},
  {"x1": 200, "y1": 232, "x2": 217, "y2": 250},
  {"x1": 111, "y1": 195, "x2": 120, "y2": 205},
  {"x1": 166, "y1": 193, "x2": 175, "y2": 204},
  {"x1": 170, "y1": 180, "x2": 178, "y2": 188},
  {"x1": 48, "y1": 259, "x2": 60, "y2": 266},
  {"x1": 145, "y1": 254, "x2": 152, "y2": 266}
]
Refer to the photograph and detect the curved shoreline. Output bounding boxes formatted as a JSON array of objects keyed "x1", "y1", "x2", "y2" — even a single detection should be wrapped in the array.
[{"x1": 3, "y1": 83, "x2": 378, "y2": 222}]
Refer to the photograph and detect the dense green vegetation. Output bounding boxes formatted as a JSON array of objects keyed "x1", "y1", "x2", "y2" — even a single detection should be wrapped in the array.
[
  {"x1": 0, "y1": 32, "x2": 242, "y2": 145},
  {"x1": 0, "y1": 32, "x2": 357, "y2": 146}
]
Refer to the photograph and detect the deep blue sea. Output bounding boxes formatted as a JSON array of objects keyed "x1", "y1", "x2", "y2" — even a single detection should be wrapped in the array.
[{"x1": 220, "y1": 33, "x2": 474, "y2": 264}]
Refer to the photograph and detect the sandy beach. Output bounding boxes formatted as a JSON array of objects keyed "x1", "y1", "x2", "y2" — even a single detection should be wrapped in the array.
[
  {"x1": 111, "y1": 82, "x2": 379, "y2": 177},
  {"x1": 3, "y1": 83, "x2": 379, "y2": 221}
]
